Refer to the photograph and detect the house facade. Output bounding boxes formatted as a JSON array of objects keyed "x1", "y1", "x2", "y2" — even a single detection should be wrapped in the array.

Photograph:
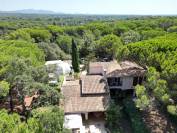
[{"x1": 89, "y1": 60, "x2": 146, "y2": 98}]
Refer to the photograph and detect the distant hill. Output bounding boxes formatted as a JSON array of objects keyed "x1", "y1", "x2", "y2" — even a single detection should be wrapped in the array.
[{"x1": 0, "y1": 9, "x2": 58, "y2": 14}]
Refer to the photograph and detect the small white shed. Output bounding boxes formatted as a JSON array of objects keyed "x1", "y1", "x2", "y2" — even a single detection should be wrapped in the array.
[{"x1": 45, "y1": 60, "x2": 72, "y2": 75}]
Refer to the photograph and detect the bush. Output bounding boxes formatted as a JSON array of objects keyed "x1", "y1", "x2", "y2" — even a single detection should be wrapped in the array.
[
  {"x1": 167, "y1": 105, "x2": 177, "y2": 124},
  {"x1": 123, "y1": 98, "x2": 149, "y2": 133},
  {"x1": 105, "y1": 102, "x2": 123, "y2": 133}
]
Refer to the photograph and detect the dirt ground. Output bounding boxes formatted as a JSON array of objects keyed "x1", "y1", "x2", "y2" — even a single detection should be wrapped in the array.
[{"x1": 142, "y1": 100, "x2": 176, "y2": 133}]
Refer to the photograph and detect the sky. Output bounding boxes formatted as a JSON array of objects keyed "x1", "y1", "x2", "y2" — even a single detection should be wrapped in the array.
[{"x1": 0, "y1": 0, "x2": 177, "y2": 15}]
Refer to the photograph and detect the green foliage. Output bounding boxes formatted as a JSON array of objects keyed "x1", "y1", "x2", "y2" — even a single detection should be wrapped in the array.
[
  {"x1": 0, "y1": 81, "x2": 10, "y2": 98},
  {"x1": 153, "y1": 80, "x2": 170, "y2": 104},
  {"x1": 57, "y1": 35, "x2": 72, "y2": 54},
  {"x1": 106, "y1": 102, "x2": 123, "y2": 133},
  {"x1": 135, "y1": 85, "x2": 150, "y2": 110},
  {"x1": 0, "y1": 108, "x2": 68, "y2": 133},
  {"x1": 0, "y1": 40, "x2": 44, "y2": 76},
  {"x1": 37, "y1": 42, "x2": 70, "y2": 61},
  {"x1": 32, "y1": 84, "x2": 61, "y2": 107},
  {"x1": 119, "y1": 34, "x2": 177, "y2": 98},
  {"x1": 7, "y1": 29, "x2": 32, "y2": 42},
  {"x1": 167, "y1": 26, "x2": 177, "y2": 33},
  {"x1": 47, "y1": 25, "x2": 63, "y2": 41},
  {"x1": 0, "y1": 109, "x2": 21, "y2": 133},
  {"x1": 167, "y1": 105, "x2": 177, "y2": 116},
  {"x1": 26, "y1": 28, "x2": 52, "y2": 43},
  {"x1": 79, "y1": 30, "x2": 95, "y2": 58},
  {"x1": 72, "y1": 39, "x2": 80, "y2": 73},
  {"x1": 167, "y1": 105, "x2": 177, "y2": 124},
  {"x1": 32, "y1": 106, "x2": 68, "y2": 133},
  {"x1": 123, "y1": 98, "x2": 149, "y2": 133},
  {"x1": 140, "y1": 29, "x2": 166, "y2": 40},
  {"x1": 146, "y1": 67, "x2": 171, "y2": 105},
  {"x1": 146, "y1": 67, "x2": 160, "y2": 90},
  {"x1": 96, "y1": 34, "x2": 123, "y2": 60},
  {"x1": 121, "y1": 30, "x2": 141, "y2": 44}
]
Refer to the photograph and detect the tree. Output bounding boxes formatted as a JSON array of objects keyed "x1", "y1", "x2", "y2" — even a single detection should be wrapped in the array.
[
  {"x1": 47, "y1": 25, "x2": 63, "y2": 42},
  {"x1": 5, "y1": 58, "x2": 52, "y2": 112},
  {"x1": 0, "y1": 109, "x2": 21, "y2": 133},
  {"x1": 0, "y1": 81, "x2": 10, "y2": 98},
  {"x1": 0, "y1": 40, "x2": 45, "y2": 77},
  {"x1": 96, "y1": 34, "x2": 123, "y2": 60},
  {"x1": 79, "y1": 30, "x2": 95, "y2": 58},
  {"x1": 153, "y1": 80, "x2": 170, "y2": 104},
  {"x1": 37, "y1": 42, "x2": 70, "y2": 61},
  {"x1": 140, "y1": 30, "x2": 166, "y2": 40},
  {"x1": 135, "y1": 85, "x2": 150, "y2": 110},
  {"x1": 7, "y1": 29, "x2": 32, "y2": 42},
  {"x1": 167, "y1": 26, "x2": 177, "y2": 33},
  {"x1": 121, "y1": 30, "x2": 141, "y2": 44},
  {"x1": 32, "y1": 106, "x2": 70, "y2": 133},
  {"x1": 57, "y1": 35, "x2": 72, "y2": 54},
  {"x1": 106, "y1": 102, "x2": 122, "y2": 133},
  {"x1": 32, "y1": 83, "x2": 61, "y2": 108},
  {"x1": 72, "y1": 39, "x2": 80, "y2": 73}
]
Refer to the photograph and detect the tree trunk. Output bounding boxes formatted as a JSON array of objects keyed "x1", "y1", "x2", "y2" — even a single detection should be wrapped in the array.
[{"x1": 9, "y1": 88, "x2": 14, "y2": 112}]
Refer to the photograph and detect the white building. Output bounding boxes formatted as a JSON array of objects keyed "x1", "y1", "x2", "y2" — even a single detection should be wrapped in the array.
[{"x1": 45, "y1": 60, "x2": 72, "y2": 85}]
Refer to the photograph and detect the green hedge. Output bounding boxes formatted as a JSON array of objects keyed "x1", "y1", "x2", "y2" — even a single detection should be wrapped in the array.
[{"x1": 123, "y1": 98, "x2": 149, "y2": 133}]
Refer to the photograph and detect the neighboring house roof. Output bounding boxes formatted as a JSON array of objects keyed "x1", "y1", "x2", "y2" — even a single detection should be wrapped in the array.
[
  {"x1": 81, "y1": 75, "x2": 108, "y2": 94},
  {"x1": 120, "y1": 61, "x2": 144, "y2": 70},
  {"x1": 89, "y1": 60, "x2": 122, "y2": 74},
  {"x1": 89, "y1": 60, "x2": 146, "y2": 77},
  {"x1": 62, "y1": 80, "x2": 109, "y2": 113},
  {"x1": 106, "y1": 68, "x2": 146, "y2": 77},
  {"x1": 107, "y1": 61, "x2": 146, "y2": 77},
  {"x1": 24, "y1": 94, "x2": 38, "y2": 107}
]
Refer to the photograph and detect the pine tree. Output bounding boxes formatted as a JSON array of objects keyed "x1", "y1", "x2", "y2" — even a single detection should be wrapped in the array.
[{"x1": 72, "y1": 39, "x2": 80, "y2": 73}]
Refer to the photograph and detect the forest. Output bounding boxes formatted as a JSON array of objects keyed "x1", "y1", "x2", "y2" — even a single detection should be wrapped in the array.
[{"x1": 0, "y1": 13, "x2": 177, "y2": 133}]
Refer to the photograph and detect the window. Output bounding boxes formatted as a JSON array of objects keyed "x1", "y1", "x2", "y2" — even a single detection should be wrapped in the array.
[
  {"x1": 107, "y1": 77, "x2": 122, "y2": 86},
  {"x1": 139, "y1": 77, "x2": 143, "y2": 85},
  {"x1": 133, "y1": 77, "x2": 138, "y2": 86},
  {"x1": 72, "y1": 129, "x2": 80, "y2": 133}
]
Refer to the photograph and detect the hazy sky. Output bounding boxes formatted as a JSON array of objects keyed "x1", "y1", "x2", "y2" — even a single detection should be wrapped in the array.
[{"x1": 0, "y1": 0, "x2": 177, "y2": 15}]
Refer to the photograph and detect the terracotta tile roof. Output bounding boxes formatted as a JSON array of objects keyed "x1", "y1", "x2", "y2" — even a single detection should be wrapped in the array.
[
  {"x1": 106, "y1": 68, "x2": 146, "y2": 77},
  {"x1": 24, "y1": 94, "x2": 38, "y2": 107},
  {"x1": 106, "y1": 61, "x2": 146, "y2": 77},
  {"x1": 120, "y1": 61, "x2": 144, "y2": 70},
  {"x1": 62, "y1": 80, "x2": 109, "y2": 113},
  {"x1": 89, "y1": 60, "x2": 122, "y2": 74},
  {"x1": 89, "y1": 60, "x2": 146, "y2": 77},
  {"x1": 64, "y1": 96, "x2": 108, "y2": 113},
  {"x1": 81, "y1": 75, "x2": 108, "y2": 94}
]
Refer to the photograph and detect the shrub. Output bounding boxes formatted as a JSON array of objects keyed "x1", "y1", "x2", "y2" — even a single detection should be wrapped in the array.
[{"x1": 123, "y1": 98, "x2": 149, "y2": 133}]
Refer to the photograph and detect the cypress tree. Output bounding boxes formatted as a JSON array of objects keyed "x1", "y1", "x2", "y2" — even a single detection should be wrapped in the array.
[{"x1": 71, "y1": 39, "x2": 80, "y2": 73}]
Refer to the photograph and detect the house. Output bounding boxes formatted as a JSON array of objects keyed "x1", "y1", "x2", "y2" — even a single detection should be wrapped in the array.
[
  {"x1": 62, "y1": 60, "x2": 146, "y2": 133},
  {"x1": 89, "y1": 60, "x2": 146, "y2": 98}
]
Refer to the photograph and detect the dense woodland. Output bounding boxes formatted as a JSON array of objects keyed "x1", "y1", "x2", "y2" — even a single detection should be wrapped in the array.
[{"x1": 0, "y1": 14, "x2": 177, "y2": 132}]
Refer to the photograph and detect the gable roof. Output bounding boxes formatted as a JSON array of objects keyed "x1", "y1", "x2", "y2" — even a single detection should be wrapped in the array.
[
  {"x1": 120, "y1": 61, "x2": 144, "y2": 70},
  {"x1": 62, "y1": 80, "x2": 109, "y2": 113},
  {"x1": 81, "y1": 75, "x2": 108, "y2": 95},
  {"x1": 89, "y1": 60, "x2": 146, "y2": 77},
  {"x1": 89, "y1": 60, "x2": 122, "y2": 74},
  {"x1": 106, "y1": 68, "x2": 146, "y2": 77}
]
